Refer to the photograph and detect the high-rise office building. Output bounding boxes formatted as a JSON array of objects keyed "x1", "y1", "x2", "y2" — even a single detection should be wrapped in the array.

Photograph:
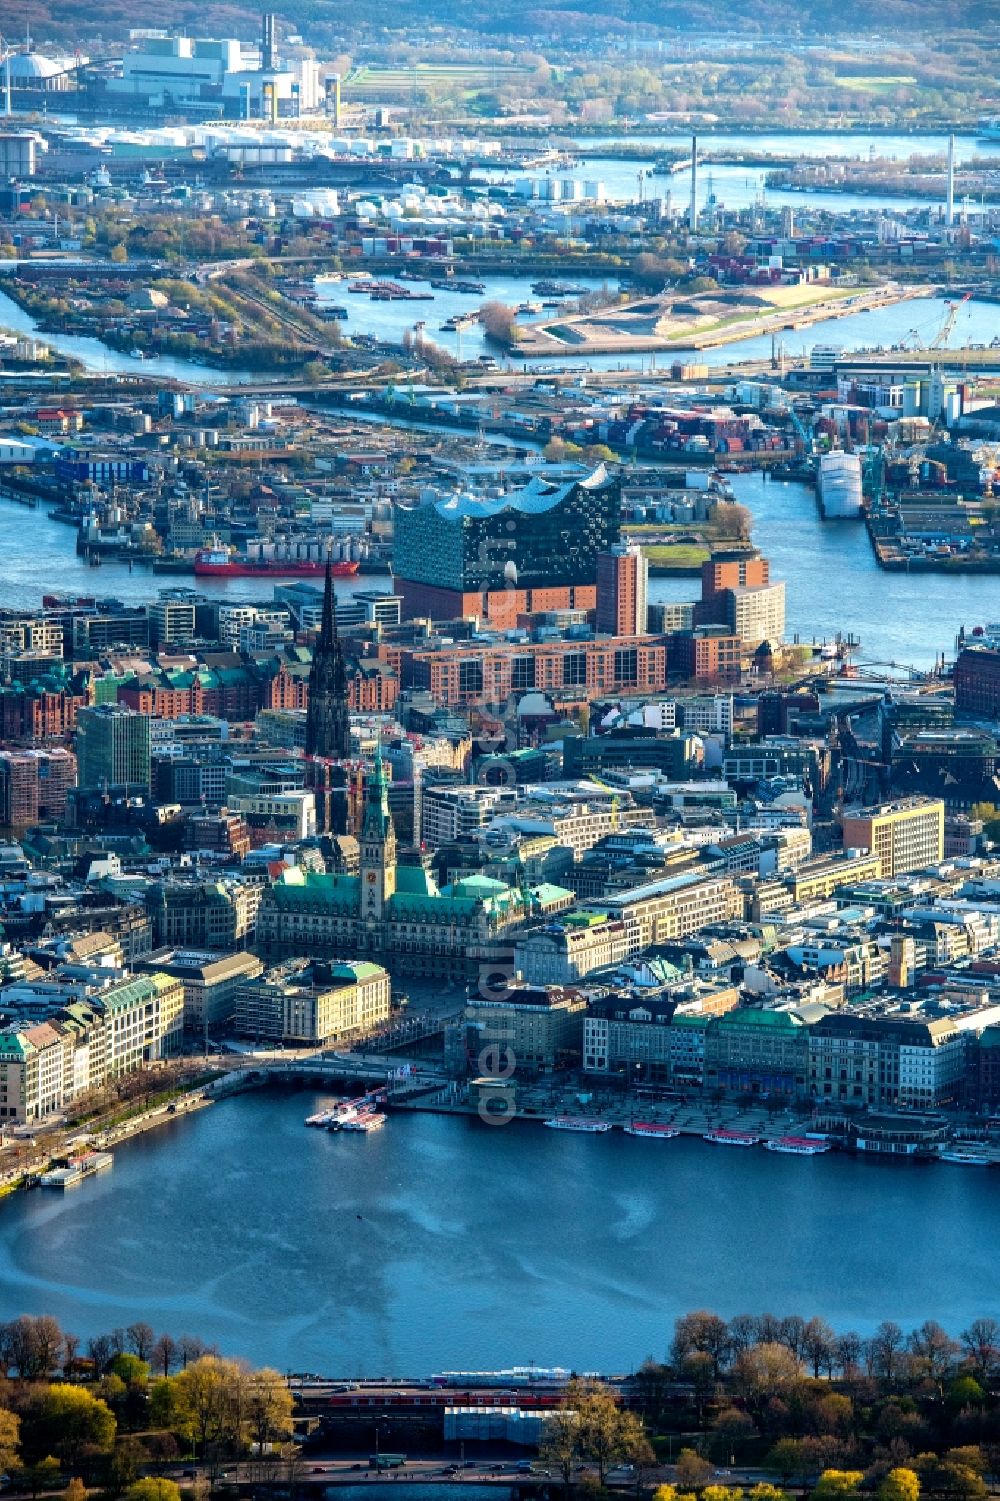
[
  {"x1": 76, "y1": 706, "x2": 151, "y2": 791},
  {"x1": 841, "y1": 796, "x2": 945, "y2": 878}
]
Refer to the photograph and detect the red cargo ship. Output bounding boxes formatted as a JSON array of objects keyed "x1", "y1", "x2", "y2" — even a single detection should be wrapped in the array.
[{"x1": 193, "y1": 547, "x2": 359, "y2": 579}]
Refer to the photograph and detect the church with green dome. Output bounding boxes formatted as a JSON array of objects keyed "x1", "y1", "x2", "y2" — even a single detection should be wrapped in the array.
[{"x1": 257, "y1": 749, "x2": 574, "y2": 979}]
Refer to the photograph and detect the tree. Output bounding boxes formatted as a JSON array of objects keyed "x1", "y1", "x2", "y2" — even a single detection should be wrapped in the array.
[
  {"x1": 867, "y1": 1322, "x2": 905, "y2": 1385},
  {"x1": 540, "y1": 1407, "x2": 582, "y2": 1492},
  {"x1": 244, "y1": 1369, "x2": 293, "y2": 1453},
  {"x1": 169, "y1": 1358, "x2": 242, "y2": 1457},
  {"x1": 878, "y1": 1471, "x2": 921, "y2": 1501},
  {"x1": 150, "y1": 1337, "x2": 177, "y2": 1380},
  {"x1": 811, "y1": 1472, "x2": 864, "y2": 1501},
  {"x1": 3, "y1": 1317, "x2": 64, "y2": 1379},
  {"x1": 479, "y1": 301, "x2": 520, "y2": 344},
  {"x1": 64, "y1": 1480, "x2": 87, "y2": 1501},
  {"x1": 24, "y1": 1387, "x2": 116, "y2": 1470},
  {"x1": 735, "y1": 1344, "x2": 804, "y2": 1418},
  {"x1": 109, "y1": 1355, "x2": 149, "y2": 1389},
  {"x1": 712, "y1": 501, "x2": 753, "y2": 541},
  {"x1": 20, "y1": 1457, "x2": 62, "y2": 1500},
  {"x1": 915, "y1": 1455, "x2": 986, "y2": 1501},
  {"x1": 125, "y1": 1326, "x2": 154, "y2": 1363},
  {"x1": 750, "y1": 1487, "x2": 788, "y2": 1501},
  {"x1": 0, "y1": 1410, "x2": 19, "y2": 1475},
  {"x1": 711, "y1": 1408, "x2": 756, "y2": 1463},
  {"x1": 105, "y1": 1443, "x2": 140, "y2": 1500},
  {"x1": 109, "y1": 244, "x2": 127, "y2": 265},
  {"x1": 802, "y1": 1319, "x2": 836, "y2": 1378},
  {"x1": 960, "y1": 1320, "x2": 1000, "y2": 1381},
  {"x1": 567, "y1": 1381, "x2": 649, "y2": 1485},
  {"x1": 675, "y1": 1449, "x2": 714, "y2": 1491},
  {"x1": 907, "y1": 1322, "x2": 960, "y2": 1390},
  {"x1": 672, "y1": 1311, "x2": 731, "y2": 1378},
  {"x1": 125, "y1": 1482, "x2": 182, "y2": 1501},
  {"x1": 767, "y1": 1440, "x2": 808, "y2": 1486}
]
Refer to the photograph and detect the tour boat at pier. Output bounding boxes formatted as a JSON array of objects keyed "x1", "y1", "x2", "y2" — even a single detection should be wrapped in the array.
[
  {"x1": 194, "y1": 548, "x2": 359, "y2": 579},
  {"x1": 340, "y1": 1112, "x2": 387, "y2": 1133},
  {"x1": 543, "y1": 1117, "x2": 612, "y2": 1133},
  {"x1": 939, "y1": 1148, "x2": 991, "y2": 1165},
  {"x1": 39, "y1": 1151, "x2": 113, "y2": 1188},
  {"x1": 704, "y1": 1129, "x2": 761, "y2": 1147},
  {"x1": 765, "y1": 1136, "x2": 830, "y2": 1155},
  {"x1": 623, "y1": 1121, "x2": 681, "y2": 1139}
]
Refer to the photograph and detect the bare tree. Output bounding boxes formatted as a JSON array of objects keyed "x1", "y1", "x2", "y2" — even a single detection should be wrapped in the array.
[
  {"x1": 152, "y1": 1334, "x2": 178, "y2": 1378},
  {"x1": 126, "y1": 1323, "x2": 155, "y2": 1362}
]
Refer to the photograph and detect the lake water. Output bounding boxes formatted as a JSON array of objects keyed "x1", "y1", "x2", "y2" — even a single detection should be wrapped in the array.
[{"x1": 1, "y1": 1089, "x2": 998, "y2": 1373}]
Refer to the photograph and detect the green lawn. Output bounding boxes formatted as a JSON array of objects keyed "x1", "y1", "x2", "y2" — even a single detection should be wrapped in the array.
[
  {"x1": 834, "y1": 75, "x2": 916, "y2": 92},
  {"x1": 643, "y1": 542, "x2": 711, "y2": 571}
]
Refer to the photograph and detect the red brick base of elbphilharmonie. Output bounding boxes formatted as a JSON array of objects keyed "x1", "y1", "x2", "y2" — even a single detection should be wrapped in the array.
[{"x1": 395, "y1": 579, "x2": 597, "y2": 628}]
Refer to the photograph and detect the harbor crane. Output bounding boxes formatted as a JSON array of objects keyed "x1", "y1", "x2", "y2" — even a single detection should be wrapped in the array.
[
  {"x1": 788, "y1": 406, "x2": 814, "y2": 455},
  {"x1": 930, "y1": 291, "x2": 973, "y2": 350}
]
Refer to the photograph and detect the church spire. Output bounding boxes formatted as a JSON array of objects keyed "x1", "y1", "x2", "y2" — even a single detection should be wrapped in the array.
[{"x1": 305, "y1": 560, "x2": 350, "y2": 760}]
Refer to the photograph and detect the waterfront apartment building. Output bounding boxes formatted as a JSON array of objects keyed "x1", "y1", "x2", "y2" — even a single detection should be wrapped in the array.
[
  {"x1": 234, "y1": 959, "x2": 391, "y2": 1046},
  {"x1": 401, "y1": 636, "x2": 669, "y2": 708},
  {"x1": 807, "y1": 1012, "x2": 966, "y2": 1109},
  {"x1": 728, "y1": 582, "x2": 786, "y2": 647},
  {"x1": 669, "y1": 628, "x2": 742, "y2": 684},
  {"x1": 703, "y1": 1007, "x2": 812, "y2": 1096},
  {"x1": 148, "y1": 594, "x2": 197, "y2": 649},
  {"x1": 0, "y1": 971, "x2": 185, "y2": 1123},
  {"x1": 584, "y1": 870, "x2": 743, "y2": 955},
  {"x1": 583, "y1": 988, "x2": 737, "y2": 1084},
  {"x1": 841, "y1": 796, "x2": 945, "y2": 878},
  {"x1": 464, "y1": 982, "x2": 587, "y2": 1072},
  {"x1": 596, "y1": 543, "x2": 648, "y2": 637}
]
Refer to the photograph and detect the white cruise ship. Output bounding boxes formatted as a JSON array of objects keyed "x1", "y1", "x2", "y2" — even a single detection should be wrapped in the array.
[{"x1": 817, "y1": 450, "x2": 864, "y2": 519}]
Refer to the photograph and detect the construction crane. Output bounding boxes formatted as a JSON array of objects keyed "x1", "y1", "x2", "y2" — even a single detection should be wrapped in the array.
[{"x1": 930, "y1": 291, "x2": 973, "y2": 350}]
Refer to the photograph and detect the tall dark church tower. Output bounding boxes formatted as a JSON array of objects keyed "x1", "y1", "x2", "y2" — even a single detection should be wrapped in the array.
[{"x1": 305, "y1": 563, "x2": 350, "y2": 761}]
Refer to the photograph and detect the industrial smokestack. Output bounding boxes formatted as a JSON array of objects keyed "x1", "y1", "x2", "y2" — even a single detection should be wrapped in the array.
[
  {"x1": 946, "y1": 132, "x2": 955, "y2": 228},
  {"x1": 689, "y1": 133, "x2": 698, "y2": 233},
  {"x1": 262, "y1": 11, "x2": 276, "y2": 72}
]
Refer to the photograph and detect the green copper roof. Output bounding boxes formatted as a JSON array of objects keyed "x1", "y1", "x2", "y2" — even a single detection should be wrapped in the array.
[{"x1": 717, "y1": 1008, "x2": 805, "y2": 1030}]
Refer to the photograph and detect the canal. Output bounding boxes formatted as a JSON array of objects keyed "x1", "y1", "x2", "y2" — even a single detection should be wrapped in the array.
[{"x1": 0, "y1": 1090, "x2": 997, "y2": 1373}]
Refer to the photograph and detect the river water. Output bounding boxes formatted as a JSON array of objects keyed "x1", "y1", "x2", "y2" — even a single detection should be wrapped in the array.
[{"x1": 0, "y1": 1089, "x2": 997, "y2": 1372}]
